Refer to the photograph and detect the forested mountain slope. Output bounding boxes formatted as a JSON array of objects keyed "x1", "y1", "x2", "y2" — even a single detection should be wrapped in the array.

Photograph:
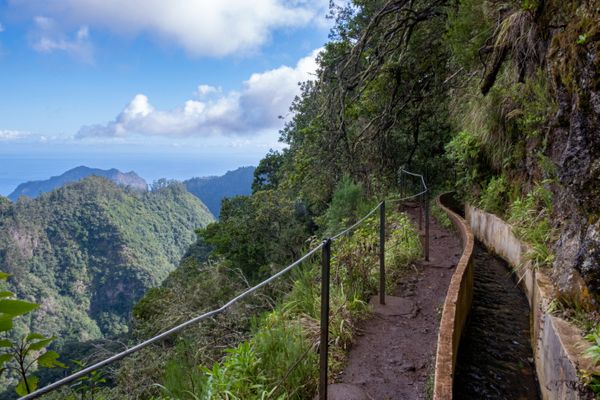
[
  {"x1": 183, "y1": 166, "x2": 255, "y2": 218},
  {"x1": 0, "y1": 177, "x2": 214, "y2": 346},
  {"x1": 8, "y1": 166, "x2": 148, "y2": 201}
]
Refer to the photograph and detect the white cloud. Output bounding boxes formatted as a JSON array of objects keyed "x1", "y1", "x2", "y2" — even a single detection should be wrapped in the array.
[
  {"x1": 0, "y1": 23, "x2": 4, "y2": 32},
  {"x1": 77, "y1": 48, "x2": 322, "y2": 139},
  {"x1": 0, "y1": 130, "x2": 30, "y2": 141},
  {"x1": 31, "y1": 16, "x2": 93, "y2": 63},
  {"x1": 11, "y1": 0, "x2": 329, "y2": 57},
  {"x1": 196, "y1": 85, "x2": 222, "y2": 97}
]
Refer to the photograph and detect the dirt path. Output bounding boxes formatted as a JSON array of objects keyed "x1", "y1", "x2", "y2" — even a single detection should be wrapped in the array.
[{"x1": 330, "y1": 203, "x2": 462, "y2": 400}]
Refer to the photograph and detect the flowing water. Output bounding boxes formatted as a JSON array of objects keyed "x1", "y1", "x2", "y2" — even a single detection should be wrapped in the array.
[{"x1": 453, "y1": 243, "x2": 540, "y2": 399}]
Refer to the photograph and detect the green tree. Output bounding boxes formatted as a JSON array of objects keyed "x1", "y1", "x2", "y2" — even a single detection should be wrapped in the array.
[
  {"x1": 0, "y1": 272, "x2": 65, "y2": 395},
  {"x1": 200, "y1": 190, "x2": 310, "y2": 281},
  {"x1": 252, "y1": 150, "x2": 285, "y2": 193}
]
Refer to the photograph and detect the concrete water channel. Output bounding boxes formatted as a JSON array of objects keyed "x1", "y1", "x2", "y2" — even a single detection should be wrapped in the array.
[
  {"x1": 440, "y1": 195, "x2": 540, "y2": 399},
  {"x1": 453, "y1": 243, "x2": 540, "y2": 399}
]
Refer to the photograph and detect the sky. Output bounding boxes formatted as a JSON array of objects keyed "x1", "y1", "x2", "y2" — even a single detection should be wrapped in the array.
[{"x1": 0, "y1": 0, "x2": 333, "y2": 194}]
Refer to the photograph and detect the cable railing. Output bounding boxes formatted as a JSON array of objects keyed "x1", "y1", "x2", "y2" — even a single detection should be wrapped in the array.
[{"x1": 20, "y1": 170, "x2": 430, "y2": 400}]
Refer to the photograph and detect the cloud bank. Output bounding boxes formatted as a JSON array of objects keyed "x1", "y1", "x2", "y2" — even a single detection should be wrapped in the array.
[
  {"x1": 76, "y1": 48, "x2": 321, "y2": 139},
  {"x1": 11, "y1": 0, "x2": 329, "y2": 57}
]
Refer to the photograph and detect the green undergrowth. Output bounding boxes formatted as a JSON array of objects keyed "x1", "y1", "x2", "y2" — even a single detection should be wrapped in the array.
[
  {"x1": 506, "y1": 181, "x2": 556, "y2": 270},
  {"x1": 153, "y1": 208, "x2": 421, "y2": 400},
  {"x1": 581, "y1": 323, "x2": 600, "y2": 398},
  {"x1": 547, "y1": 295, "x2": 600, "y2": 334},
  {"x1": 431, "y1": 202, "x2": 454, "y2": 232},
  {"x1": 475, "y1": 175, "x2": 556, "y2": 271},
  {"x1": 548, "y1": 289, "x2": 600, "y2": 392}
]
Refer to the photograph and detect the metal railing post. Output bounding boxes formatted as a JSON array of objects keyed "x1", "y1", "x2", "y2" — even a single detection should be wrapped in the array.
[
  {"x1": 399, "y1": 173, "x2": 404, "y2": 198},
  {"x1": 379, "y1": 201, "x2": 386, "y2": 305},
  {"x1": 424, "y1": 190, "x2": 430, "y2": 261},
  {"x1": 418, "y1": 192, "x2": 423, "y2": 231},
  {"x1": 319, "y1": 239, "x2": 331, "y2": 400}
]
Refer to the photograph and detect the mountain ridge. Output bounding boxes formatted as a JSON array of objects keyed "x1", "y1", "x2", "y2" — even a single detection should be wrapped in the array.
[
  {"x1": 184, "y1": 166, "x2": 255, "y2": 217},
  {"x1": 8, "y1": 166, "x2": 148, "y2": 201}
]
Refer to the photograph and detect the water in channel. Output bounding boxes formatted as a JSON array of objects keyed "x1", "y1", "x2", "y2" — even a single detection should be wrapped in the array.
[{"x1": 453, "y1": 243, "x2": 541, "y2": 399}]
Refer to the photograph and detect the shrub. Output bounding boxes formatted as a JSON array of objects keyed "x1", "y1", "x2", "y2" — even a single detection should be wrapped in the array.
[
  {"x1": 445, "y1": 130, "x2": 484, "y2": 199},
  {"x1": 582, "y1": 324, "x2": 600, "y2": 398},
  {"x1": 508, "y1": 181, "x2": 556, "y2": 269},
  {"x1": 321, "y1": 176, "x2": 375, "y2": 237},
  {"x1": 479, "y1": 175, "x2": 509, "y2": 216}
]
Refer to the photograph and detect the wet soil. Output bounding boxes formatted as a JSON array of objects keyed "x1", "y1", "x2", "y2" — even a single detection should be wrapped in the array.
[
  {"x1": 454, "y1": 243, "x2": 540, "y2": 400},
  {"x1": 334, "y1": 204, "x2": 462, "y2": 399}
]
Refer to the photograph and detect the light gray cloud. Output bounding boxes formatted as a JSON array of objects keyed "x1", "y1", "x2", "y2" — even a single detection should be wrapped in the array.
[{"x1": 77, "y1": 48, "x2": 322, "y2": 139}]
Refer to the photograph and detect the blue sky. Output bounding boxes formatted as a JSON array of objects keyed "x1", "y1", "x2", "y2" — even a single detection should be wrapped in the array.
[{"x1": 0, "y1": 0, "x2": 332, "y2": 192}]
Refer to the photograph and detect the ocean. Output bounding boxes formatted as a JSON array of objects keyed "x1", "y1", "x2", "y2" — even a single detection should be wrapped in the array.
[{"x1": 0, "y1": 149, "x2": 261, "y2": 196}]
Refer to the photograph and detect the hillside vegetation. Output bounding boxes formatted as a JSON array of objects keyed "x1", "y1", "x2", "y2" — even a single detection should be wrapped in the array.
[{"x1": 0, "y1": 176, "x2": 214, "y2": 347}]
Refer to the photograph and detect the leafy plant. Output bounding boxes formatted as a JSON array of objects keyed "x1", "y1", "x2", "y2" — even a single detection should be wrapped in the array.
[
  {"x1": 445, "y1": 130, "x2": 484, "y2": 199},
  {"x1": 580, "y1": 370, "x2": 600, "y2": 398},
  {"x1": 585, "y1": 325, "x2": 600, "y2": 364},
  {"x1": 510, "y1": 69, "x2": 557, "y2": 138},
  {"x1": 0, "y1": 272, "x2": 65, "y2": 395},
  {"x1": 479, "y1": 175, "x2": 509, "y2": 216},
  {"x1": 583, "y1": 324, "x2": 600, "y2": 397},
  {"x1": 508, "y1": 181, "x2": 556, "y2": 269}
]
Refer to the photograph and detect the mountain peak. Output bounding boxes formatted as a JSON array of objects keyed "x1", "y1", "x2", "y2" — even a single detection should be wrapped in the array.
[{"x1": 8, "y1": 166, "x2": 148, "y2": 201}]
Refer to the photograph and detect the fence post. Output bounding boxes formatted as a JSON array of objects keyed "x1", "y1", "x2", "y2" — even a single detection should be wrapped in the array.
[
  {"x1": 399, "y1": 173, "x2": 404, "y2": 198},
  {"x1": 418, "y1": 192, "x2": 423, "y2": 231},
  {"x1": 319, "y1": 239, "x2": 331, "y2": 400},
  {"x1": 424, "y1": 190, "x2": 430, "y2": 262},
  {"x1": 379, "y1": 201, "x2": 386, "y2": 305}
]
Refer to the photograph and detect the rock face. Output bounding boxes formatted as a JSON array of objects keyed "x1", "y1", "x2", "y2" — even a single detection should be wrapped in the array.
[
  {"x1": 548, "y1": 5, "x2": 600, "y2": 297},
  {"x1": 8, "y1": 166, "x2": 148, "y2": 201}
]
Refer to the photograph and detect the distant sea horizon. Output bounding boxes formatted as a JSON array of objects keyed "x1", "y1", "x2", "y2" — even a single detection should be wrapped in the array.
[{"x1": 0, "y1": 151, "x2": 259, "y2": 197}]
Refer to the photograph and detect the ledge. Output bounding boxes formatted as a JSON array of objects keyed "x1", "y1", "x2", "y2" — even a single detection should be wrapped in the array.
[{"x1": 432, "y1": 193, "x2": 475, "y2": 400}]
